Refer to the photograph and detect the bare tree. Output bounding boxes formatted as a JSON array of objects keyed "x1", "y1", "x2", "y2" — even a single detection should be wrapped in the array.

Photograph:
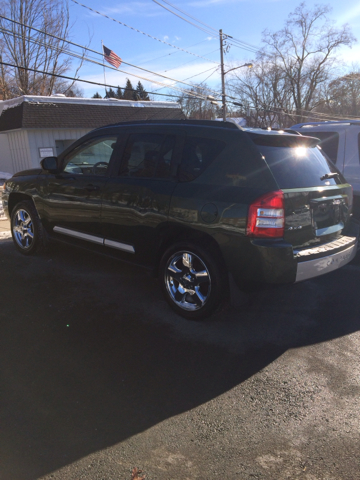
[
  {"x1": 320, "y1": 69, "x2": 360, "y2": 118},
  {"x1": 0, "y1": 0, "x2": 85, "y2": 97},
  {"x1": 230, "y1": 59, "x2": 296, "y2": 127},
  {"x1": 229, "y1": 2, "x2": 356, "y2": 126},
  {"x1": 177, "y1": 85, "x2": 218, "y2": 120}
]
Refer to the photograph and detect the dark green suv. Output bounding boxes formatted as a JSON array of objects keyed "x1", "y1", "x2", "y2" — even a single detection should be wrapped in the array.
[{"x1": 2, "y1": 120, "x2": 358, "y2": 319}]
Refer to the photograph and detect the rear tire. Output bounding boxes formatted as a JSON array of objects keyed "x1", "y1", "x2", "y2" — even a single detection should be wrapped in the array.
[
  {"x1": 11, "y1": 200, "x2": 46, "y2": 255},
  {"x1": 159, "y1": 242, "x2": 225, "y2": 320}
]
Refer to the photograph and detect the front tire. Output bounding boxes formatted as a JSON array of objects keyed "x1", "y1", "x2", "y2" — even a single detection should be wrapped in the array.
[
  {"x1": 159, "y1": 242, "x2": 225, "y2": 320},
  {"x1": 11, "y1": 200, "x2": 45, "y2": 255}
]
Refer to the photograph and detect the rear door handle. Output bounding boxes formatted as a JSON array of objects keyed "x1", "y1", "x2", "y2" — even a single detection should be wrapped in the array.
[{"x1": 85, "y1": 184, "x2": 100, "y2": 192}]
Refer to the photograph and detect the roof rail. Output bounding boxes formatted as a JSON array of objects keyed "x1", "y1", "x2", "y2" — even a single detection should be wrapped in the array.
[
  {"x1": 93, "y1": 118, "x2": 242, "y2": 132},
  {"x1": 291, "y1": 120, "x2": 360, "y2": 128}
]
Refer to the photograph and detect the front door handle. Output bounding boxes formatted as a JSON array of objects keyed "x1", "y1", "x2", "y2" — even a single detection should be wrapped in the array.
[{"x1": 85, "y1": 184, "x2": 100, "y2": 192}]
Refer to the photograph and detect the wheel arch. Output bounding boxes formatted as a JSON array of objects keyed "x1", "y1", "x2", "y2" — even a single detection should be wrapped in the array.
[
  {"x1": 154, "y1": 224, "x2": 229, "y2": 284},
  {"x1": 8, "y1": 193, "x2": 36, "y2": 217}
]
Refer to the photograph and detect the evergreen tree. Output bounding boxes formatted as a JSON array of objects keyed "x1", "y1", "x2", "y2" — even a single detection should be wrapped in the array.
[
  {"x1": 92, "y1": 92, "x2": 102, "y2": 98},
  {"x1": 135, "y1": 81, "x2": 150, "y2": 101},
  {"x1": 105, "y1": 88, "x2": 116, "y2": 98},
  {"x1": 123, "y1": 79, "x2": 135, "y2": 100},
  {"x1": 116, "y1": 86, "x2": 123, "y2": 99}
]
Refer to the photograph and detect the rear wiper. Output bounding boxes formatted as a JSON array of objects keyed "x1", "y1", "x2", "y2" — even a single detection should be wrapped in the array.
[{"x1": 320, "y1": 172, "x2": 340, "y2": 181}]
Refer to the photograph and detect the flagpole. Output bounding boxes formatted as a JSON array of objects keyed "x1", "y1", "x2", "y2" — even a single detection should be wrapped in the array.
[{"x1": 101, "y1": 40, "x2": 107, "y2": 97}]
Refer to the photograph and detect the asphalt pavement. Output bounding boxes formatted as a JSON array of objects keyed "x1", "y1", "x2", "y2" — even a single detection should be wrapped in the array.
[{"x1": 1, "y1": 230, "x2": 360, "y2": 480}]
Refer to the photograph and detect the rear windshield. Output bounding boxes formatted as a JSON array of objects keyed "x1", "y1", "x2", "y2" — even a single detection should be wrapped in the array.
[{"x1": 257, "y1": 145, "x2": 343, "y2": 189}]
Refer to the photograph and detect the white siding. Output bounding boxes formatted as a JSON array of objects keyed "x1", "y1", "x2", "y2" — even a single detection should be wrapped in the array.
[
  {"x1": 7, "y1": 130, "x2": 32, "y2": 173},
  {"x1": 0, "y1": 133, "x2": 14, "y2": 173}
]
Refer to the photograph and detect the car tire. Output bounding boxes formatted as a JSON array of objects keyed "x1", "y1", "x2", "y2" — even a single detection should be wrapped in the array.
[
  {"x1": 11, "y1": 200, "x2": 46, "y2": 255},
  {"x1": 159, "y1": 242, "x2": 225, "y2": 320}
]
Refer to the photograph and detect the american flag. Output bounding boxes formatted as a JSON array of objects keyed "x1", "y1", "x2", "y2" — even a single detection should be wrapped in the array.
[{"x1": 103, "y1": 45, "x2": 122, "y2": 68}]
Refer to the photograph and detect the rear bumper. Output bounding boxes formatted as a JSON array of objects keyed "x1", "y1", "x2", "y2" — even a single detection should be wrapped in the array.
[
  {"x1": 227, "y1": 228, "x2": 358, "y2": 286},
  {"x1": 295, "y1": 240, "x2": 357, "y2": 282}
]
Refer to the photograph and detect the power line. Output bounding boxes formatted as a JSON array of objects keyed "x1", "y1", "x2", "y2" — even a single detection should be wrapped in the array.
[
  {"x1": 0, "y1": 23, "x2": 216, "y2": 99},
  {"x1": 0, "y1": 20, "x2": 221, "y2": 100},
  {"x1": 5, "y1": 13, "x2": 351, "y2": 119},
  {"x1": 200, "y1": 67, "x2": 219, "y2": 84},
  {"x1": 0, "y1": 60, "x2": 208, "y2": 101},
  {"x1": 0, "y1": 14, "x2": 219, "y2": 98},
  {"x1": 1, "y1": 60, "x2": 356, "y2": 122},
  {"x1": 152, "y1": 0, "x2": 263, "y2": 56},
  {"x1": 150, "y1": 66, "x2": 218, "y2": 94},
  {"x1": 152, "y1": 0, "x2": 216, "y2": 37},
  {"x1": 244, "y1": 102, "x2": 360, "y2": 121},
  {"x1": 156, "y1": 0, "x2": 219, "y2": 36},
  {"x1": 136, "y1": 39, "x2": 215, "y2": 67},
  {"x1": 163, "y1": 48, "x2": 219, "y2": 73},
  {"x1": 71, "y1": 0, "x2": 220, "y2": 66}
]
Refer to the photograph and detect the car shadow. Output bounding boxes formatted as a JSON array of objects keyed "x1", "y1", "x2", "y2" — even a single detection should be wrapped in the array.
[{"x1": 1, "y1": 239, "x2": 359, "y2": 479}]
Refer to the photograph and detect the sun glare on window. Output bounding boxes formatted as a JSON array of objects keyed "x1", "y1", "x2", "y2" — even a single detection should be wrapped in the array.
[{"x1": 294, "y1": 147, "x2": 307, "y2": 157}]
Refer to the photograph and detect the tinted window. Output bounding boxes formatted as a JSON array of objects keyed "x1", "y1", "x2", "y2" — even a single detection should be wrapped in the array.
[
  {"x1": 259, "y1": 145, "x2": 342, "y2": 189},
  {"x1": 304, "y1": 131, "x2": 339, "y2": 163},
  {"x1": 179, "y1": 136, "x2": 225, "y2": 182},
  {"x1": 64, "y1": 136, "x2": 117, "y2": 175},
  {"x1": 358, "y1": 134, "x2": 360, "y2": 162},
  {"x1": 119, "y1": 133, "x2": 176, "y2": 179}
]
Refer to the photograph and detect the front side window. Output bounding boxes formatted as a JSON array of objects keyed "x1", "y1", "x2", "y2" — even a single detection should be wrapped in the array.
[
  {"x1": 63, "y1": 136, "x2": 118, "y2": 175},
  {"x1": 119, "y1": 133, "x2": 176, "y2": 179}
]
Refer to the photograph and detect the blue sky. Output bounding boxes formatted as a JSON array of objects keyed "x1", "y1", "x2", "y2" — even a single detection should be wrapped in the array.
[{"x1": 68, "y1": 0, "x2": 360, "y2": 100}]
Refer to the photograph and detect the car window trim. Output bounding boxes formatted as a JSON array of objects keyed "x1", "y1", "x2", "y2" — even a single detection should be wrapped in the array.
[
  {"x1": 61, "y1": 134, "x2": 121, "y2": 177},
  {"x1": 116, "y1": 130, "x2": 184, "y2": 181}
]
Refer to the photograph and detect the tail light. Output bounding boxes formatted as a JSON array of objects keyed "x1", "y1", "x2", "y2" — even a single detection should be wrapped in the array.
[{"x1": 247, "y1": 190, "x2": 285, "y2": 238}]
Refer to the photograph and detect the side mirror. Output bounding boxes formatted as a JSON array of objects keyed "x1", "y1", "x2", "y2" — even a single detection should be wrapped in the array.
[{"x1": 41, "y1": 156, "x2": 60, "y2": 173}]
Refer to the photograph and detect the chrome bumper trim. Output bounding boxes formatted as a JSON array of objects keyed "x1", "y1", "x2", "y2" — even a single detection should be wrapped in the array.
[{"x1": 295, "y1": 242, "x2": 357, "y2": 282}]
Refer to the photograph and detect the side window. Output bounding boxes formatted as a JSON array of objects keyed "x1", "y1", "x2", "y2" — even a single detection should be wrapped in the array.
[
  {"x1": 358, "y1": 134, "x2": 360, "y2": 162},
  {"x1": 119, "y1": 133, "x2": 176, "y2": 179},
  {"x1": 307, "y1": 131, "x2": 339, "y2": 164},
  {"x1": 179, "y1": 136, "x2": 226, "y2": 182},
  {"x1": 63, "y1": 136, "x2": 118, "y2": 175}
]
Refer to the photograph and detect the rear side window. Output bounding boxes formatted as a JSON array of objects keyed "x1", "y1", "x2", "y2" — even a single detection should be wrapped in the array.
[
  {"x1": 258, "y1": 145, "x2": 342, "y2": 189},
  {"x1": 179, "y1": 136, "x2": 225, "y2": 182},
  {"x1": 119, "y1": 133, "x2": 176, "y2": 179},
  {"x1": 305, "y1": 131, "x2": 339, "y2": 163}
]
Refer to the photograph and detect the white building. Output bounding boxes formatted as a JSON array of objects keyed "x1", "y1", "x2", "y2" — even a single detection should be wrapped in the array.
[{"x1": 0, "y1": 95, "x2": 184, "y2": 174}]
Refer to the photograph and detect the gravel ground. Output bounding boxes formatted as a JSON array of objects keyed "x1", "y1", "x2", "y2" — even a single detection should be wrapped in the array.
[{"x1": 0, "y1": 234, "x2": 359, "y2": 480}]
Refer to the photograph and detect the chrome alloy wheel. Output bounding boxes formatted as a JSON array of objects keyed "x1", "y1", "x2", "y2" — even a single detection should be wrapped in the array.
[
  {"x1": 13, "y1": 209, "x2": 34, "y2": 249},
  {"x1": 165, "y1": 251, "x2": 211, "y2": 311}
]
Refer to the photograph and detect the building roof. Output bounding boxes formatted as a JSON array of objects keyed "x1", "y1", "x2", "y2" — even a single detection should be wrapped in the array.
[{"x1": 0, "y1": 95, "x2": 185, "y2": 132}]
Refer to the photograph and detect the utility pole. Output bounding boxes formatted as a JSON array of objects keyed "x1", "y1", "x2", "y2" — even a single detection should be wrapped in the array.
[
  {"x1": 219, "y1": 29, "x2": 226, "y2": 121},
  {"x1": 219, "y1": 29, "x2": 253, "y2": 122}
]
